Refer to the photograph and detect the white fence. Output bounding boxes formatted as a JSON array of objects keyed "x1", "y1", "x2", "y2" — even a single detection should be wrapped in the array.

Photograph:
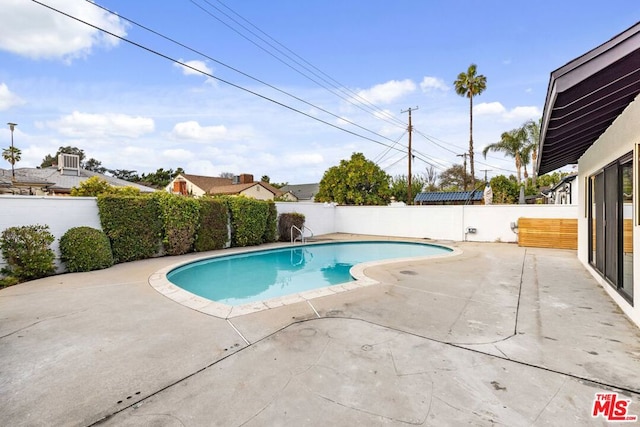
[
  {"x1": 0, "y1": 196, "x2": 579, "y2": 271},
  {"x1": 275, "y1": 202, "x2": 578, "y2": 243}
]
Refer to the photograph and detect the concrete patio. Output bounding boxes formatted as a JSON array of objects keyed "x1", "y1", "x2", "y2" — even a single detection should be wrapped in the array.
[{"x1": 1, "y1": 236, "x2": 639, "y2": 426}]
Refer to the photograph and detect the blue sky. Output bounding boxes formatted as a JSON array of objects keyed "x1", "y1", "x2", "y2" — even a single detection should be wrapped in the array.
[{"x1": 1, "y1": 1, "x2": 638, "y2": 184}]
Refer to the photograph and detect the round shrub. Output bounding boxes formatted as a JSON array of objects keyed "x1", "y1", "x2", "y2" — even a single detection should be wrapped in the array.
[
  {"x1": 60, "y1": 227, "x2": 114, "y2": 272},
  {"x1": 0, "y1": 225, "x2": 56, "y2": 281}
]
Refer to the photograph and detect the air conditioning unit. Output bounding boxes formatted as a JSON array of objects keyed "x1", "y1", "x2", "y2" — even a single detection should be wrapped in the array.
[{"x1": 58, "y1": 153, "x2": 80, "y2": 176}]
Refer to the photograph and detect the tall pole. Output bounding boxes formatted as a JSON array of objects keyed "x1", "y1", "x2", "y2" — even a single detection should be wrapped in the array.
[
  {"x1": 401, "y1": 107, "x2": 418, "y2": 204},
  {"x1": 457, "y1": 153, "x2": 468, "y2": 190},
  {"x1": 7, "y1": 122, "x2": 17, "y2": 180}
]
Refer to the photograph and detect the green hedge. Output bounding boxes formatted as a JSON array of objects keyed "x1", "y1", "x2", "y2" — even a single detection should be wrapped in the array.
[
  {"x1": 59, "y1": 226, "x2": 114, "y2": 272},
  {"x1": 263, "y1": 200, "x2": 278, "y2": 243},
  {"x1": 97, "y1": 195, "x2": 163, "y2": 263},
  {"x1": 0, "y1": 225, "x2": 56, "y2": 281},
  {"x1": 154, "y1": 193, "x2": 200, "y2": 256},
  {"x1": 223, "y1": 196, "x2": 269, "y2": 247},
  {"x1": 95, "y1": 194, "x2": 278, "y2": 263},
  {"x1": 194, "y1": 198, "x2": 229, "y2": 251}
]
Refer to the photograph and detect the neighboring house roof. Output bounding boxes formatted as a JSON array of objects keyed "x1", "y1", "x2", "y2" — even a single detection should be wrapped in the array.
[
  {"x1": 3, "y1": 167, "x2": 157, "y2": 193},
  {"x1": 549, "y1": 173, "x2": 577, "y2": 192},
  {"x1": 0, "y1": 169, "x2": 54, "y2": 187},
  {"x1": 414, "y1": 190, "x2": 483, "y2": 203},
  {"x1": 280, "y1": 183, "x2": 320, "y2": 200},
  {"x1": 178, "y1": 174, "x2": 233, "y2": 192},
  {"x1": 538, "y1": 22, "x2": 640, "y2": 175},
  {"x1": 208, "y1": 181, "x2": 284, "y2": 196}
]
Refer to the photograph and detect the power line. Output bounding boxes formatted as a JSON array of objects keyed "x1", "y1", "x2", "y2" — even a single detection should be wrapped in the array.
[
  {"x1": 190, "y1": 0, "x2": 407, "y2": 130},
  {"x1": 35, "y1": 0, "x2": 408, "y2": 155},
  {"x1": 86, "y1": 0, "x2": 404, "y2": 147},
  {"x1": 210, "y1": 0, "x2": 408, "y2": 129}
]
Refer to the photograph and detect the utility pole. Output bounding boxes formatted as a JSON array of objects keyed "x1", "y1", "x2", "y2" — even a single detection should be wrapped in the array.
[
  {"x1": 480, "y1": 169, "x2": 492, "y2": 183},
  {"x1": 457, "y1": 153, "x2": 468, "y2": 190},
  {"x1": 401, "y1": 107, "x2": 418, "y2": 204}
]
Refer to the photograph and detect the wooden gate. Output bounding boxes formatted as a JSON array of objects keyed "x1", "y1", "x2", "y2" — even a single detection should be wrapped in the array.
[{"x1": 518, "y1": 218, "x2": 577, "y2": 249}]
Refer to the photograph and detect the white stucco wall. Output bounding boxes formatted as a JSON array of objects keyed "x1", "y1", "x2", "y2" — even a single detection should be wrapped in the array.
[
  {"x1": 275, "y1": 202, "x2": 336, "y2": 237},
  {"x1": 277, "y1": 202, "x2": 577, "y2": 243},
  {"x1": 0, "y1": 195, "x2": 101, "y2": 271},
  {"x1": 577, "y1": 94, "x2": 640, "y2": 326}
]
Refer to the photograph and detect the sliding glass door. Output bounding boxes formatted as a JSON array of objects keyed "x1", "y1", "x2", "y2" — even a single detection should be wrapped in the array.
[{"x1": 588, "y1": 153, "x2": 634, "y2": 304}]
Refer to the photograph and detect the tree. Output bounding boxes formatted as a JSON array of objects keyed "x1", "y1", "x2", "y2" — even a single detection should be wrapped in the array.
[
  {"x1": 536, "y1": 171, "x2": 569, "y2": 189},
  {"x1": 70, "y1": 176, "x2": 112, "y2": 196},
  {"x1": 260, "y1": 175, "x2": 270, "y2": 183},
  {"x1": 70, "y1": 176, "x2": 141, "y2": 196},
  {"x1": 2, "y1": 146, "x2": 21, "y2": 176},
  {"x1": 438, "y1": 164, "x2": 473, "y2": 191},
  {"x1": 523, "y1": 118, "x2": 541, "y2": 187},
  {"x1": 41, "y1": 146, "x2": 86, "y2": 168},
  {"x1": 454, "y1": 64, "x2": 487, "y2": 189},
  {"x1": 390, "y1": 174, "x2": 427, "y2": 203},
  {"x1": 315, "y1": 152, "x2": 391, "y2": 205},
  {"x1": 85, "y1": 158, "x2": 107, "y2": 174},
  {"x1": 109, "y1": 169, "x2": 140, "y2": 182},
  {"x1": 482, "y1": 127, "x2": 527, "y2": 185},
  {"x1": 489, "y1": 175, "x2": 519, "y2": 204},
  {"x1": 139, "y1": 167, "x2": 184, "y2": 189},
  {"x1": 219, "y1": 172, "x2": 235, "y2": 179},
  {"x1": 424, "y1": 166, "x2": 438, "y2": 192}
]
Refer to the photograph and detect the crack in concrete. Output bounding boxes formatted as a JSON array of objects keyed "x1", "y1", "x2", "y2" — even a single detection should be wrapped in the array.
[
  {"x1": 530, "y1": 377, "x2": 568, "y2": 425},
  {"x1": 0, "y1": 309, "x2": 89, "y2": 339}
]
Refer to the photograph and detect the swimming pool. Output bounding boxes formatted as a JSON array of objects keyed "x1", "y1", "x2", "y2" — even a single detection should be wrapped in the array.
[{"x1": 165, "y1": 241, "x2": 452, "y2": 307}]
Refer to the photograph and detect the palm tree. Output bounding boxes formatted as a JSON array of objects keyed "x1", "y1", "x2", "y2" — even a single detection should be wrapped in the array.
[
  {"x1": 2, "y1": 146, "x2": 21, "y2": 179},
  {"x1": 482, "y1": 127, "x2": 527, "y2": 184},
  {"x1": 454, "y1": 64, "x2": 487, "y2": 188},
  {"x1": 523, "y1": 118, "x2": 541, "y2": 187}
]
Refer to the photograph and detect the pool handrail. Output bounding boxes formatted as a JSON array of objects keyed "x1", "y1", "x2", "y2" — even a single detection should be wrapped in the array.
[{"x1": 291, "y1": 224, "x2": 314, "y2": 244}]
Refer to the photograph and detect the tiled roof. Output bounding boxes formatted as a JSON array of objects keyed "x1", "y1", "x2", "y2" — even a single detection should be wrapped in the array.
[
  {"x1": 3, "y1": 167, "x2": 157, "y2": 193},
  {"x1": 280, "y1": 183, "x2": 319, "y2": 200},
  {"x1": 208, "y1": 181, "x2": 283, "y2": 196},
  {"x1": 180, "y1": 174, "x2": 233, "y2": 192},
  {"x1": 414, "y1": 190, "x2": 483, "y2": 203}
]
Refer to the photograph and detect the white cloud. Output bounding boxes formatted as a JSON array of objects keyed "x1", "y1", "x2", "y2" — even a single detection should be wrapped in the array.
[
  {"x1": 283, "y1": 153, "x2": 324, "y2": 165},
  {"x1": 175, "y1": 59, "x2": 213, "y2": 77},
  {"x1": 162, "y1": 149, "x2": 194, "y2": 162},
  {"x1": 475, "y1": 102, "x2": 507, "y2": 115},
  {"x1": 356, "y1": 79, "x2": 416, "y2": 104},
  {"x1": 474, "y1": 102, "x2": 541, "y2": 122},
  {"x1": 0, "y1": 83, "x2": 24, "y2": 110},
  {"x1": 419, "y1": 76, "x2": 449, "y2": 93},
  {"x1": 47, "y1": 111, "x2": 155, "y2": 138},
  {"x1": 0, "y1": 0, "x2": 127, "y2": 61},
  {"x1": 171, "y1": 121, "x2": 228, "y2": 141},
  {"x1": 505, "y1": 106, "x2": 541, "y2": 120}
]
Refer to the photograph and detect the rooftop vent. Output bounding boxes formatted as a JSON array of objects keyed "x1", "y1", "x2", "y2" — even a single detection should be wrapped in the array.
[{"x1": 58, "y1": 153, "x2": 80, "y2": 176}]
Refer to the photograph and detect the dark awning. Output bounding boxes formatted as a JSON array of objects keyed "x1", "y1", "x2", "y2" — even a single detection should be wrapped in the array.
[{"x1": 538, "y1": 22, "x2": 640, "y2": 175}]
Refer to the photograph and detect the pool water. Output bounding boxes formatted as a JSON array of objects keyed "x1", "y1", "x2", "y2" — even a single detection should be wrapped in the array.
[{"x1": 167, "y1": 241, "x2": 451, "y2": 305}]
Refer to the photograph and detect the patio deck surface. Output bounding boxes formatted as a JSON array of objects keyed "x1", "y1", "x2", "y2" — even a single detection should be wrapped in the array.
[{"x1": 1, "y1": 235, "x2": 639, "y2": 426}]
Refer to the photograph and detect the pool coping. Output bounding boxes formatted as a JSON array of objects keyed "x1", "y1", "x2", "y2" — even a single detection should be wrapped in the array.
[{"x1": 148, "y1": 240, "x2": 462, "y2": 319}]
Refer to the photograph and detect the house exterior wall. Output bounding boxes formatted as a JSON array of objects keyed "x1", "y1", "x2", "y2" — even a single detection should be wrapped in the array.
[
  {"x1": 240, "y1": 185, "x2": 274, "y2": 200},
  {"x1": 577, "y1": 94, "x2": 640, "y2": 326},
  {"x1": 165, "y1": 177, "x2": 206, "y2": 197}
]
